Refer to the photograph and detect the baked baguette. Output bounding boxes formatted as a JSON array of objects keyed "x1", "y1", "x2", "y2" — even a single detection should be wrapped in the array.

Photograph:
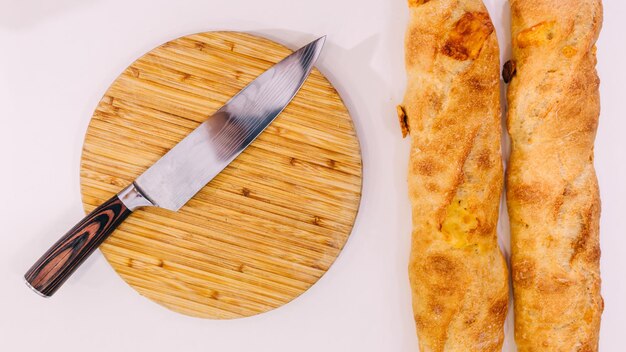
[
  {"x1": 505, "y1": 1, "x2": 604, "y2": 350},
  {"x1": 400, "y1": 1, "x2": 508, "y2": 350}
]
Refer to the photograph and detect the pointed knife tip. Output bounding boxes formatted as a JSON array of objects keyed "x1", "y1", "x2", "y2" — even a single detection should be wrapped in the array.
[
  {"x1": 310, "y1": 35, "x2": 326, "y2": 57},
  {"x1": 309, "y1": 35, "x2": 326, "y2": 48}
]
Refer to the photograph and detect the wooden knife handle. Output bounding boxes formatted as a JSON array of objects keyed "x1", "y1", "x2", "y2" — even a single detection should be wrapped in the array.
[{"x1": 24, "y1": 195, "x2": 131, "y2": 297}]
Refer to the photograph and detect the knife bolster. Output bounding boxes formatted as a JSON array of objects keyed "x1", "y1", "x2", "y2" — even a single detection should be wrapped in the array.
[{"x1": 118, "y1": 183, "x2": 155, "y2": 211}]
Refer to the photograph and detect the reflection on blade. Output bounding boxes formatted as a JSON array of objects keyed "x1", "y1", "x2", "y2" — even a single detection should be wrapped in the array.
[{"x1": 135, "y1": 36, "x2": 326, "y2": 211}]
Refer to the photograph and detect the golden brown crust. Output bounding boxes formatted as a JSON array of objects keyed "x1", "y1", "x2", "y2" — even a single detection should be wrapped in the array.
[
  {"x1": 401, "y1": 1, "x2": 508, "y2": 350},
  {"x1": 506, "y1": 1, "x2": 603, "y2": 351}
]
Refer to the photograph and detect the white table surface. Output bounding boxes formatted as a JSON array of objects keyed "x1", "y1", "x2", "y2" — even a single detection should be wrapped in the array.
[{"x1": 1, "y1": 1, "x2": 624, "y2": 351}]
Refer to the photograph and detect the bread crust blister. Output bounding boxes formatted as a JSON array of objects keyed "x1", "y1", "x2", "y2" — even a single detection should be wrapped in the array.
[
  {"x1": 506, "y1": 1, "x2": 604, "y2": 350},
  {"x1": 400, "y1": 1, "x2": 508, "y2": 351}
]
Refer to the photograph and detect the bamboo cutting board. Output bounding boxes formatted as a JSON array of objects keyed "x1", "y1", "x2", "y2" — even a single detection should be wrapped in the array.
[{"x1": 79, "y1": 32, "x2": 362, "y2": 319}]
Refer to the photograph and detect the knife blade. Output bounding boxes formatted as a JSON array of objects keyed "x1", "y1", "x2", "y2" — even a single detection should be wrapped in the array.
[{"x1": 24, "y1": 36, "x2": 326, "y2": 297}]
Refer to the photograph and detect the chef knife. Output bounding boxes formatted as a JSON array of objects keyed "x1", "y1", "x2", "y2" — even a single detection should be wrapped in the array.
[{"x1": 25, "y1": 36, "x2": 326, "y2": 297}]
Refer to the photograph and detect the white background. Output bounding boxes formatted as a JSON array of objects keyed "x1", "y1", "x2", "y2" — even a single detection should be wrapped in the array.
[{"x1": 1, "y1": 0, "x2": 624, "y2": 351}]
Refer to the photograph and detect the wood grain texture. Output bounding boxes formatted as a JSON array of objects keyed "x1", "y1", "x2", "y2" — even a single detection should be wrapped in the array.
[
  {"x1": 79, "y1": 32, "x2": 362, "y2": 318},
  {"x1": 25, "y1": 196, "x2": 130, "y2": 297}
]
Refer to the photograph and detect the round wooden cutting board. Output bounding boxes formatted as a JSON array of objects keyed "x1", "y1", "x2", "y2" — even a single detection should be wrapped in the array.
[{"x1": 79, "y1": 32, "x2": 362, "y2": 319}]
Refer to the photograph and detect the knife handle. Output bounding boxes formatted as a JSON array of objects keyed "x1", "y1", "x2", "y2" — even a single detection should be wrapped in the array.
[{"x1": 24, "y1": 183, "x2": 153, "y2": 297}]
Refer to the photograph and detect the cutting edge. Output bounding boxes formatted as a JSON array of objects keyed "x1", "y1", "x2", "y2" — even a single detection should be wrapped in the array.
[{"x1": 133, "y1": 36, "x2": 326, "y2": 211}]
